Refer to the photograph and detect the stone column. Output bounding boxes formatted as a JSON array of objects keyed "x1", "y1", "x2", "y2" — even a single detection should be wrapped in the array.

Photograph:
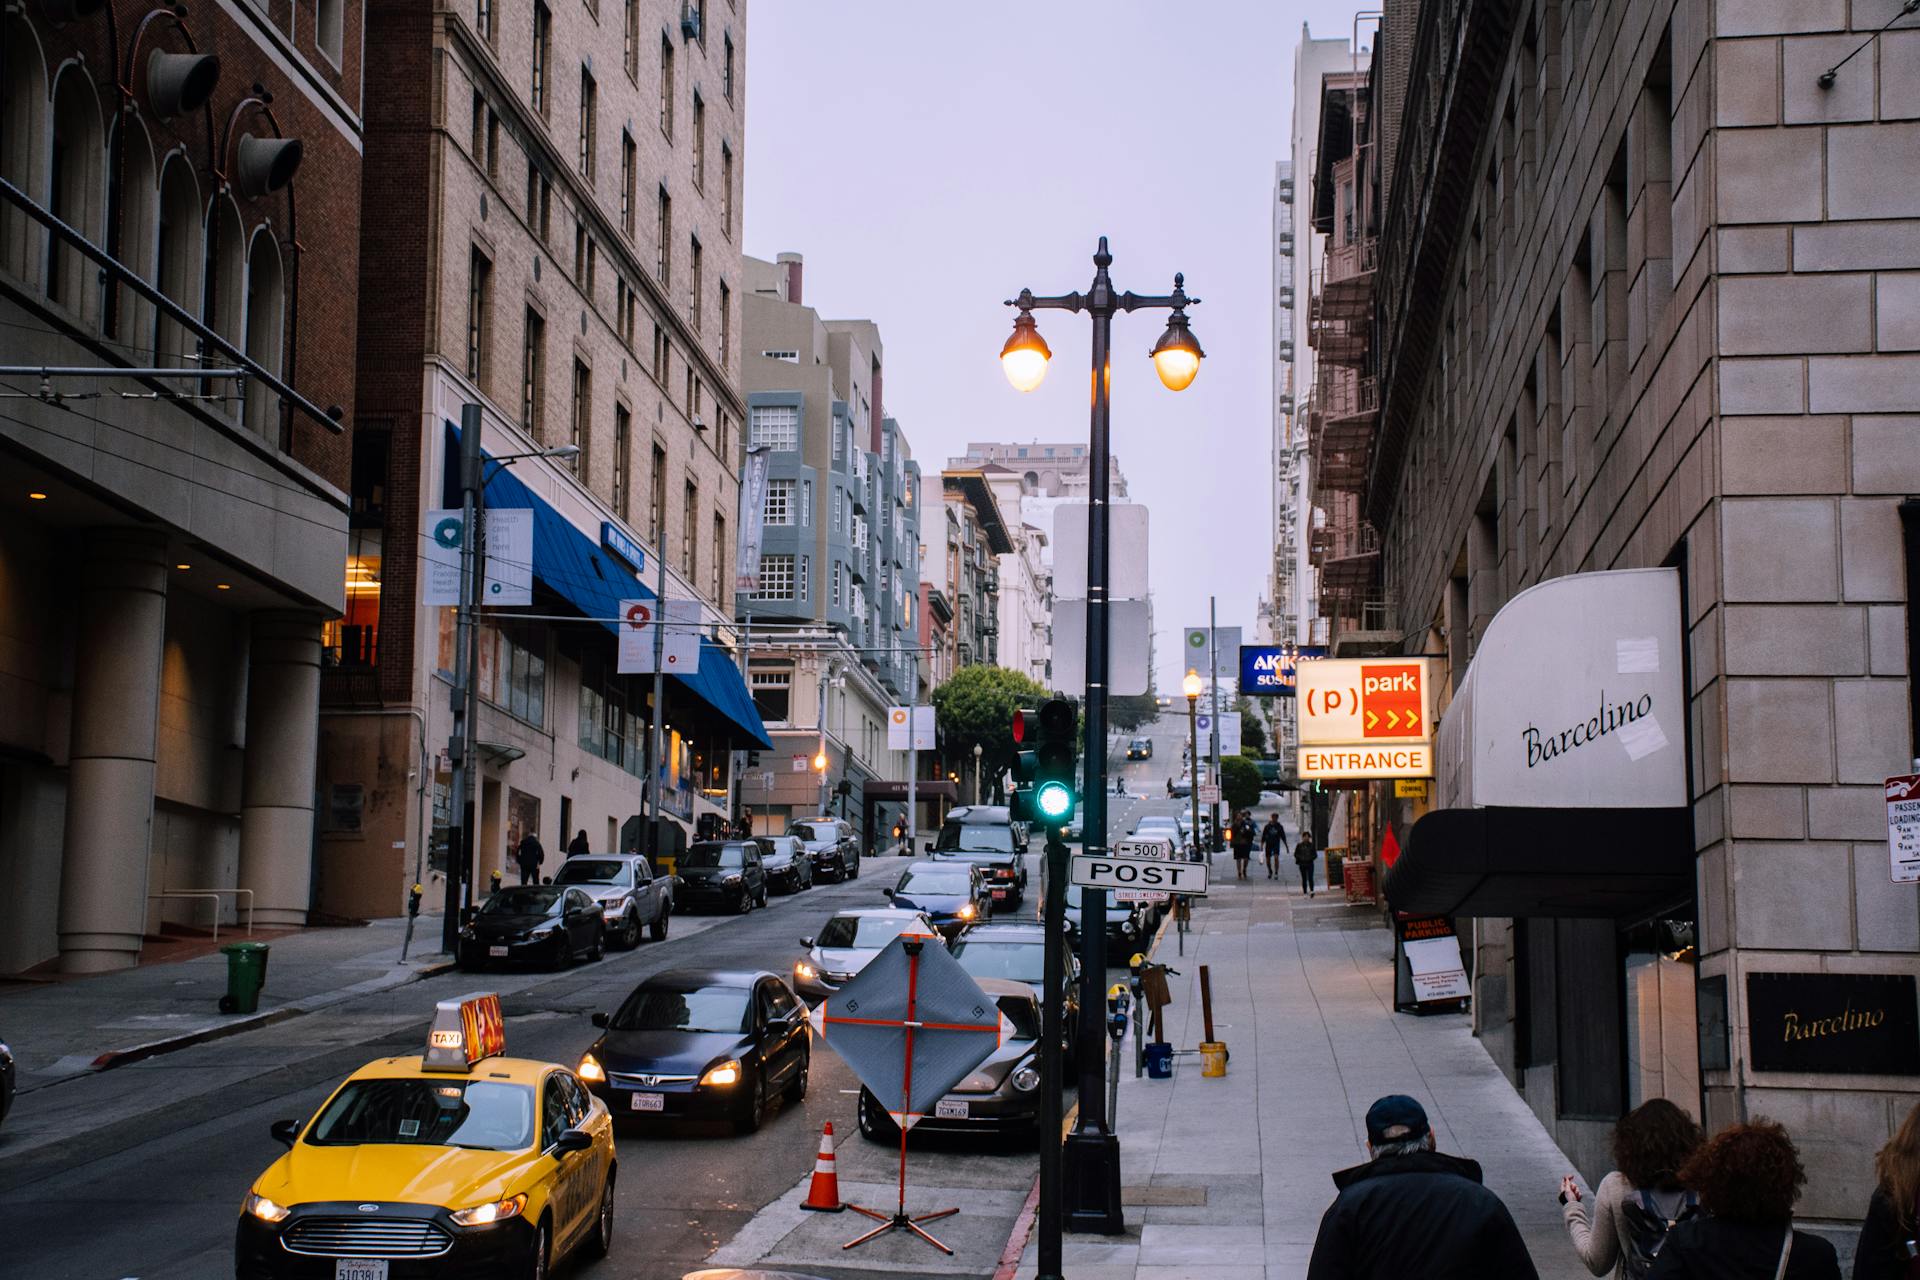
[
  {"x1": 57, "y1": 528, "x2": 170, "y2": 973},
  {"x1": 237, "y1": 611, "x2": 322, "y2": 926}
]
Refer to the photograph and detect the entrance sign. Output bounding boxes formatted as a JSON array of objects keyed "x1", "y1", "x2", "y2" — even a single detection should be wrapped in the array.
[
  {"x1": 1299, "y1": 744, "x2": 1433, "y2": 780},
  {"x1": 1887, "y1": 775, "x2": 1920, "y2": 884},
  {"x1": 1070, "y1": 853, "x2": 1209, "y2": 897}
]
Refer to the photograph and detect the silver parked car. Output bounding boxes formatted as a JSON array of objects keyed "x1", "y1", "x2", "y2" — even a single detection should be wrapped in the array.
[
  {"x1": 551, "y1": 853, "x2": 674, "y2": 948},
  {"x1": 791, "y1": 907, "x2": 939, "y2": 1002}
]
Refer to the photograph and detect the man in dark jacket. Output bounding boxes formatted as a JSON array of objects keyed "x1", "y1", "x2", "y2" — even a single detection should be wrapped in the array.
[
  {"x1": 1260, "y1": 813, "x2": 1286, "y2": 879},
  {"x1": 1307, "y1": 1095, "x2": 1539, "y2": 1280},
  {"x1": 515, "y1": 830, "x2": 545, "y2": 885}
]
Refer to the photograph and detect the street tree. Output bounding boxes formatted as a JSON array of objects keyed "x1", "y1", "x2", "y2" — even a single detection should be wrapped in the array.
[
  {"x1": 1108, "y1": 692, "x2": 1159, "y2": 733},
  {"x1": 931, "y1": 666, "x2": 1052, "y2": 800},
  {"x1": 1220, "y1": 753, "x2": 1264, "y2": 812}
]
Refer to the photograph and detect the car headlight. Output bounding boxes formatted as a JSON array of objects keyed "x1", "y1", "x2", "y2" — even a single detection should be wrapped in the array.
[
  {"x1": 243, "y1": 1191, "x2": 291, "y2": 1223},
  {"x1": 533, "y1": 924, "x2": 560, "y2": 938},
  {"x1": 578, "y1": 1052, "x2": 606, "y2": 1083},
  {"x1": 701, "y1": 1059, "x2": 742, "y2": 1087},
  {"x1": 958, "y1": 1070, "x2": 997, "y2": 1092},
  {"x1": 459, "y1": 925, "x2": 476, "y2": 938},
  {"x1": 957, "y1": 903, "x2": 977, "y2": 920},
  {"x1": 723, "y1": 874, "x2": 743, "y2": 886},
  {"x1": 1012, "y1": 1066, "x2": 1042, "y2": 1092},
  {"x1": 794, "y1": 961, "x2": 818, "y2": 980},
  {"x1": 449, "y1": 1193, "x2": 527, "y2": 1227}
]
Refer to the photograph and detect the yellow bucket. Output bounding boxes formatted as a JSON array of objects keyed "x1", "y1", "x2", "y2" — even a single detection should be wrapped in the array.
[{"x1": 1199, "y1": 1041, "x2": 1228, "y2": 1077}]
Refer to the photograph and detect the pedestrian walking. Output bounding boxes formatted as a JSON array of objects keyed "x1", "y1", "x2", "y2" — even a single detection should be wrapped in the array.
[
  {"x1": 1306, "y1": 1094, "x2": 1539, "y2": 1280},
  {"x1": 1261, "y1": 812, "x2": 1286, "y2": 879},
  {"x1": 1231, "y1": 810, "x2": 1255, "y2": 879},
  {"x1": 515, "y1": 829, "x2": 544, "y2": 885},
  {"x1": 567, "y1": 829, "x2": 590, "y2": 859},
  {"x1": 1558, "y1": 1098, "x2": 1704, "y2": 1278},
  {"x1": 1850, "y1": 1100, "x2": 1920, "y2": 1280},
  {"x1": 1294, "y1": 832, "x2": 1320, "y2": 897},
  {"x1": 1643, "y1": 1120, "x2": 1839, "y2": 1279}
]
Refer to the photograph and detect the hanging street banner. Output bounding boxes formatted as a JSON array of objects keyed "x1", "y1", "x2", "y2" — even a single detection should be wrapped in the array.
[
  {"x1": 735, "y1": 445, "x2": 773, "y2": 594},
  {"x1": 617, "y1": 598, "x2": 703, "y2": 674},
  {"x1": 422, "y1": 508, "x2": 534, "y2": 607},
  {"x1": 887, "y1": 706, "x2": 936, "y2": 751},
  {"x1": 1184, "y1": 625, "x2": 1241, "y2": 680},
  {"x1": 1195, "y1": 712, "x2": 1242, "y2": 754},
  {"x1": 1239, "y1": 644, "x2": 1329, "y2": 696}
]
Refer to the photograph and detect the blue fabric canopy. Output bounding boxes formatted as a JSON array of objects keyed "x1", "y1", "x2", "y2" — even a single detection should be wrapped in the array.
[{"x1": 442, "y1": 422, "x2": 771, "y2": 750}]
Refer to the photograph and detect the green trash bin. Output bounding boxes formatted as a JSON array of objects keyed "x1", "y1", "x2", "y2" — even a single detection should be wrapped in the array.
[{"x1": 218, "y1": 941, "x2": 270, "y2": 1014}]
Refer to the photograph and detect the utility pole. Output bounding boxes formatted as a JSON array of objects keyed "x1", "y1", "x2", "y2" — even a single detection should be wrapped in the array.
[
  {"x1": 817, "y1": 660, "x2": 832, "y2": 815},
  {"x1": 1209, "y1": 596, "x2": 1223, "y2": 853},
  {"x1": 442, "y1": 403, "x2": 483, "y2": 953},
  {"x1": 641, "y1": 549, "x2": 669, "y2": 863},
  {"x1": 906, "y1": 649, "x2": 919, "y2": 854}
]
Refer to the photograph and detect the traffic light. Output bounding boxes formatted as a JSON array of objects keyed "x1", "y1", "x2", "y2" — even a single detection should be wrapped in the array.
[{"x1": 1011, "y1": 698, "x2": 1078, "y2": 825}]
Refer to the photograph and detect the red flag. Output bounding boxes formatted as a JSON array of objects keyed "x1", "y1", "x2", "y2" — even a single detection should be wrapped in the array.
[{"x1": 1380, "y1": 822, "x2": 1401, "y2": 869}]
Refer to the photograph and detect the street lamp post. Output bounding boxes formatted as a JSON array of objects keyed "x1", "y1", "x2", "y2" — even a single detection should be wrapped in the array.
[
  {"x1": 441, "y1": 403, "x2": 580, "y2": 954},
  {"x1": 1001, "y1": 238, "x2": 1202, "y2": 1256},
  {"x1": 972, "y1": 742, "x2": 983, "y2": 805},
  {"x1": 1184, "y1": 669, "x2": 1204, "y2": 864}
]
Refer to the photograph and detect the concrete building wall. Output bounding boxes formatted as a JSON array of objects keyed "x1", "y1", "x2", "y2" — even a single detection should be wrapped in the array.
[{"x1": 1370, "y1": 0, "x2": 1920, "y2": 1224}]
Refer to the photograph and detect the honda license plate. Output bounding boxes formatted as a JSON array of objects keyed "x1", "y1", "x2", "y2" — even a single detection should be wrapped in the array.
[
  {"x1": 629, "y1": 1092, "x2": 665, "y2": 1112},
  {"x1": 335, "y1": 1261, "x2": 388, "y2": 1280},
  {"x1": 487, "y1": 945, "x2": 509, "y2": 957},
  {"x1": 935, "y1": 1099, "x2": 969, "y2": 1120}
]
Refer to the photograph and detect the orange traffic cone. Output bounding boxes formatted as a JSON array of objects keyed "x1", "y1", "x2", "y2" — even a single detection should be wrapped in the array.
[{"x1": 800, "y1": 1121, "x2": 845, "y2": 1212}]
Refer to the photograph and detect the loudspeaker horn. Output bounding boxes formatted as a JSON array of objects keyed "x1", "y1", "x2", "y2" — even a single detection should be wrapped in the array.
[
  {"x1": 146, "y1": 51, "x2": 221, "y2": 120},
  {"x1": 234, "y1": 134, "x2": 303, "y2": 199}
]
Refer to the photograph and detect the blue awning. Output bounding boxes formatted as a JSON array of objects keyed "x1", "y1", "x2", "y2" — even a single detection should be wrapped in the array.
[{"x1": 442, "y1": 422, "x2": 771, "y2": 751}]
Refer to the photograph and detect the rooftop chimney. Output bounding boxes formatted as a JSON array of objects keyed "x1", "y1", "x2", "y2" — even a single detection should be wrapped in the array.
[{"x1": 776, "y1": 251, "x2": 803, "y2": 305}]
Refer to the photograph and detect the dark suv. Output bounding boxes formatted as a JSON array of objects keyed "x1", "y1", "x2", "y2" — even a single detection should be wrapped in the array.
[
  {"x1": 928, "y1": 805, "x2": 1027, "y2": 907},
  {"x1": 789, "y1": 818, "x2": 859, "y2": 882}
]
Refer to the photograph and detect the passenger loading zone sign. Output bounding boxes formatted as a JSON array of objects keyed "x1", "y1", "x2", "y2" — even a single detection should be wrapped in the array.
[{"x1": 1886, "y1": 775, "x2": 1920, "y2": 884}]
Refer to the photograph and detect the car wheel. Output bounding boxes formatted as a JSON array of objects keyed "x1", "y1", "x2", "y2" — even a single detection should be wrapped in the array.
[
  {"x1": 650, "y1": 907, "x2": 670, "y2": 942},
  {"x1": 620, "y1": 910, "x2": 641, "y2": 949},
  {"x1": 552, "y1": 935, "x2": 572, "y2": 970},
  {"x1": 856, "y1": 1088, "x2": 897, "y2": 1144},
  {"x1": 755, "y1": 884, "x2": 769, "y2": 909},
  {"x1": 456, "y1": 945, "x2": 482, "y2": 972},
  {"x1": 524, "y1": 1218, "x2": 550, "y2": 1280},
  {"x1": 732, "y1": 1068, "x2": 765, "y2": 1134},
  {"x1": 583, "y1": 1169, "x2": 615, "y2": 1259},
  {"x1": 587, "y1": 925, "x2": 604, "y2": 962},
  {"x1": 784, "y1": 1049, "x2": 810, "y2": 1103},
  {"x1": 846, "y1": 855, "x2": 859, "y2": 880},
  {"x1": 736, "y1": 887, "x2": 753, "y2": 914}
]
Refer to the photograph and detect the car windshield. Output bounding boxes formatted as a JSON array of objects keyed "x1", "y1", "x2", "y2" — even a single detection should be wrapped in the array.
[
  {"x1": 682, "y1": 843, "x2": 747, "y2": 868},
  {"x1": 815, "y1": 915, "x2": 918, "y2": 949},
  {"x1": 790, "y1": 824, "x2": 829, "y2": 843},
  {"x1": 481, "y1": 886, "x2": 562, "y2": 915},
  {"x1": 996, "y1": 994, "x2": 1042, "y2": 1041},
  {"x1": 899, "y1": 871, "x2": 971, "y2": 896},
  {"x1": 305, "y1": 1079, "x2": 534, "y2": 1151},
  {"x1": 755, "y1": 839, "x2": 792, "y2": 862},
  {"x1": 1062, "y1": 884, "x2": 1122, "y2": 909},
  {"x1": 609, "y1": 985, "x2": 753, "y2": 1034},
  {"x1": 1135, "y1": 819, "x2": 1177, "y2": 832},
  {"x1": 934, "y1": 823, "x2": 1015, "y2": 854},
  {"x1": 554, "y1": 859, "x2": 631, "y2": 887},
  {"x1": 951, "y1": 940, "x2": 1043, "y2": 984}
]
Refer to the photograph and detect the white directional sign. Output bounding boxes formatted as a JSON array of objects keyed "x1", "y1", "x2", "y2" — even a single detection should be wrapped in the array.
[
  {"x1": 1197, "y1": 784, "x2": 1221, "y2": 806},
  {"x1": 1070, "y1": 853, "x2": 1210, "y2": 898}
]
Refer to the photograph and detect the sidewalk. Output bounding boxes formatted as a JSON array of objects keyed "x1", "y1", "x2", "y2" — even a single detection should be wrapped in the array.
[
  {"x1": 1012, "y1": 873, "x2": 1588, "y2": 1280},
  {"x1": 0, "y1": 914, "x2": 453, "y2": 1090}
]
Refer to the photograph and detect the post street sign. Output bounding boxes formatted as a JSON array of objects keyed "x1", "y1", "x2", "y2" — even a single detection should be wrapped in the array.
[
  {"x1": 1114, "y1": 836, "x2": 1175, "y2": 902},
  {"x1": 1071, "y1": 853, "x2": 1210, "y2": 898}
]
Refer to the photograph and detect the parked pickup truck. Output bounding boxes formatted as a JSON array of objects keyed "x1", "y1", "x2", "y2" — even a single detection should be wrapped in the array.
[{"x1": 551, "y1": 853, "x2": 675, "y2": 948}]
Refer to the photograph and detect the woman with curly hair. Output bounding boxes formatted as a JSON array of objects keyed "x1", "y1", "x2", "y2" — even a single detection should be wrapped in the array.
[
  {"x1": 1646, "y1": 1120, "x2": 1839, "y2": 1279},
  {"x1": 1853, "y1": 1101, "x2": 1920, "y2": 1280},
  {"x1": 1559, "y1": 1098, "x2": 1706, "y2": 1278}
]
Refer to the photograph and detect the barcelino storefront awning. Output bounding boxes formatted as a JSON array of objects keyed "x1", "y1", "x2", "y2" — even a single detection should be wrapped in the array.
[
  {"x1": 442, "y1": 422, "x2": 772, "y2": 751},
  {"x1": 1382, "y1": 568, "x2": 1693, "y2": 921}
]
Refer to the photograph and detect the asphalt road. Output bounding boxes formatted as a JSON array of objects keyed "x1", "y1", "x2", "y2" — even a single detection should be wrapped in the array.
[{"x1": 0, "y1": 853, "x2": 956, "y2": 1280}]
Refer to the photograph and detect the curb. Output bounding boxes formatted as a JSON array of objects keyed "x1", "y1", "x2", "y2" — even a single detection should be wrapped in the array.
[
  {"x1": 62, "y1": 956, "x2": 458, "y2": 1085},
  {"x1": 992, "y1": 1174, "x2": 1044, "y2": 1280}
]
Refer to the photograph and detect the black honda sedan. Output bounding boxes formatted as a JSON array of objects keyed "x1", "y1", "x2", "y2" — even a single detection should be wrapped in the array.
[
  {"x1": 456, "y1": 884, "x2": 605, "y2": 970},
  {"x1": 577, "y1": 968, "x2": 810, "y2": 1134}
]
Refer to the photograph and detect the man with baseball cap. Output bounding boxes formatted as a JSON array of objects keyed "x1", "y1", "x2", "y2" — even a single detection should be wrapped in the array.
[{"x1": 1306, "y1": 1094, "x2": 1539, "y2": 1279}]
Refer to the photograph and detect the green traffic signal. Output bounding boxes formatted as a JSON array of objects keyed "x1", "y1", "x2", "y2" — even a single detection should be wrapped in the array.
[{"x1": 1035, "y1": 780, "x2": 1073, "y2": 820}]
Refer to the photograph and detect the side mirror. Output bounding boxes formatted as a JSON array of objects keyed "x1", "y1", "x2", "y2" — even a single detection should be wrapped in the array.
[
  {"x1": 270, "y1": 1119, "x2": 301, "y2": 1147},
  {"x1": 800, "y1": 936, "x2": 815, "y2": 949},
  {"x1": 553, "y1": 1128, "x2": 594, "y2": 1155},
  {"x1": 923, "y1": 841, "x2": 934, "y2": 854},
  {"x1": 882, "y1": 887, "x2": 895, "y2": 899},
  {"x1": 591, "y1": 1012, "x2": 610, "y2": 1029}
]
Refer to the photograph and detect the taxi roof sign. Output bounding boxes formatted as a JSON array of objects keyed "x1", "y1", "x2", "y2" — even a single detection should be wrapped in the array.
[{"x1": 423, "y1": 991, "x2": 507, "y2": 1072}]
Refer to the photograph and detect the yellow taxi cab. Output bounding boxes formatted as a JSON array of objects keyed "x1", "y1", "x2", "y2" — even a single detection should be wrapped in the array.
[{"x1": 235, "y1": 992, "x2": 616, "y2": 1280}]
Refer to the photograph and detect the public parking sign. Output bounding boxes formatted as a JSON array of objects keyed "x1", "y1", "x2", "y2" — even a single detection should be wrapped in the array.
[{"x1": 1071, "y1": 853, "x2": 1210, "y2": 897}]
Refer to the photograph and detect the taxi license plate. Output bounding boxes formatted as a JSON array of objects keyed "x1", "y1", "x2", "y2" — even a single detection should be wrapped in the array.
[
  {"x1": 629, "y1": 1092, "x2": 665, "y2": 1112},
  {"x1": 335, "y1": 1261, "x2": 388, "y2": 1280},
  {"x1": 935, "y1": 1099, "x2": 969, "y2": 1120},
  {"x1": 487, "y1": 945, "x2": 509, "y2": 957}
]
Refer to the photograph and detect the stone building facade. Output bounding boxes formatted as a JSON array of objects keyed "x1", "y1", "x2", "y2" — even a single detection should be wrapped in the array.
[
  {"x1": 0, "y1": 0, "x2": 364, "y2": 971},
  {"x1": 320, "y1": 0, "x2": 763, "y2": 920},
  {"x1": 1337, "y1": 0, "x2": 1920, "y2": 1229}
]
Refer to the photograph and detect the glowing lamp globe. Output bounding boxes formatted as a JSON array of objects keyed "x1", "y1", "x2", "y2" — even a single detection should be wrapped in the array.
[
  {"x1": 1000, "y1": 313, "x2": 1052, "y2": 393},
  {"x1": 1182, "y1": 668, "x2": 1204, "y2": 700},
  {"x1": 1150, "y1": 314, "x2": 1205, "y2": 392}
]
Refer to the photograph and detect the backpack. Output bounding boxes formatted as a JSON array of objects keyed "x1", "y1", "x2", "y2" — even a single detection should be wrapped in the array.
[{"x1": 1618, "y1": 1189, "x2": 1701, "y2": 1280}]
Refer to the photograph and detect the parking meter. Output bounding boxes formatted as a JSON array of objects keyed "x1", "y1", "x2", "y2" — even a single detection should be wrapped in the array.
[
  {"x1": 489, "y1": 867, "x2": 502, "y2": 893},
  {"x1": 407, "y1": 882, "x2": 423, "y2": 917},
  {"x1": 1106, "y1": 984, "x2": 1131, "y2": 1042}
]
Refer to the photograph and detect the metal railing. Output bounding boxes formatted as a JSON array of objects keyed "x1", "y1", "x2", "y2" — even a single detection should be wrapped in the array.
[{"x1": 149, "y1": 888, "x2": 255, "y2": 939}]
